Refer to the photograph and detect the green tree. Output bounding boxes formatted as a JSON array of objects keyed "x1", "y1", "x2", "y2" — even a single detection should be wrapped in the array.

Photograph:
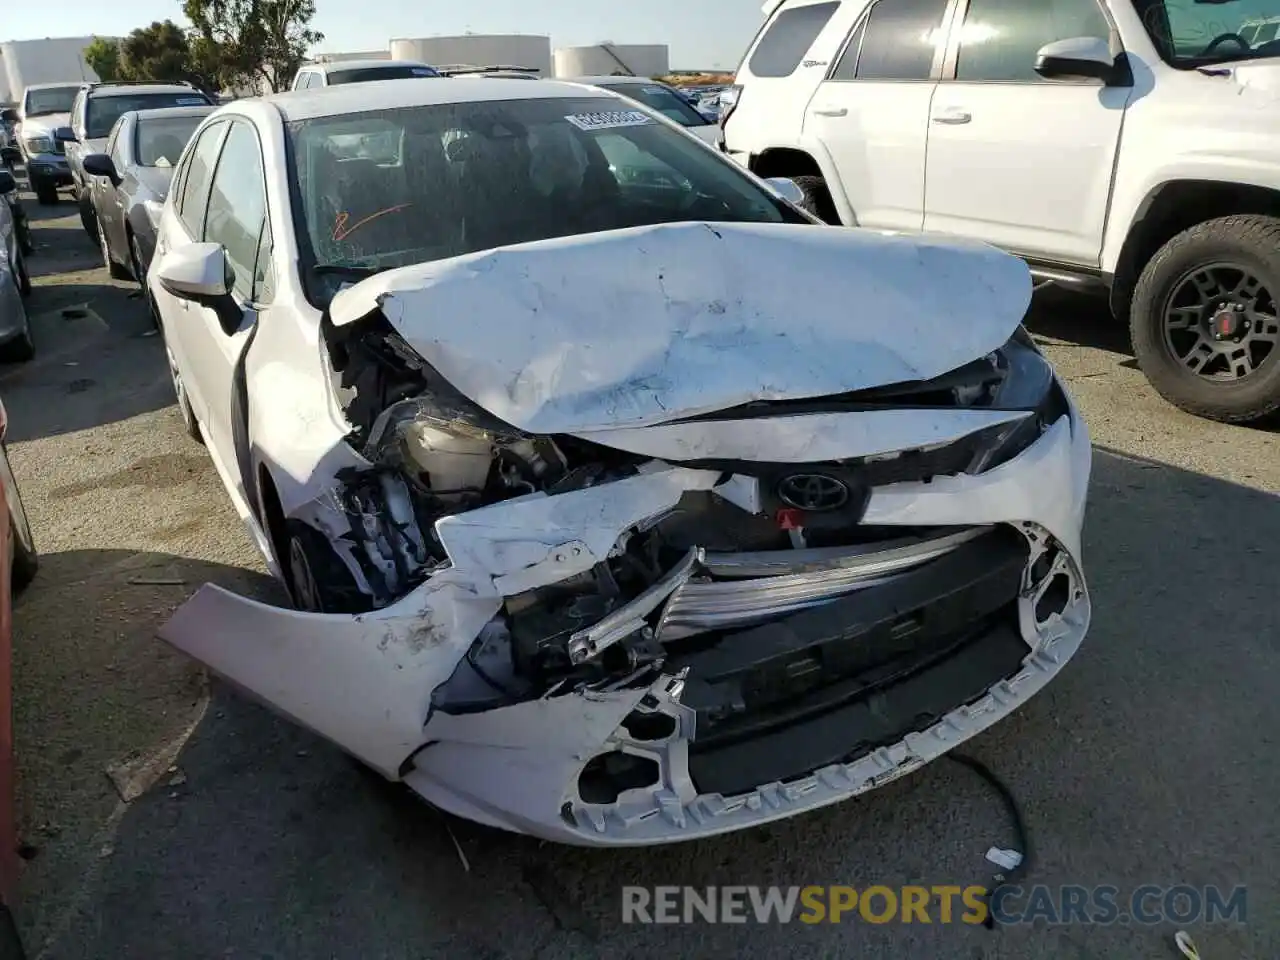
[
  {"x1": 83, "y1": 37, "x2": 123, "y2": 82},
  {"x1": 119, "y1": 21, "x2": 196, "y2": 85},
  {"x1": 183, "y1": 0, "x2": 323, "y2": 93}
]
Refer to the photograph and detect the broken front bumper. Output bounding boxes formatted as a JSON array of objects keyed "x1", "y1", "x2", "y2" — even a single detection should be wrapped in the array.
[{"x1": 160, "y1": 400, "x2": 1091, "y2": 846}]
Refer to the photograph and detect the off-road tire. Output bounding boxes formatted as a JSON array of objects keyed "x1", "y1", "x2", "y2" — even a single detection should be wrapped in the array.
[
  {"x1": 1130, "y1": 215, "x2": 1280, "y2": 424},
  {"x1": 792, "y1": 175, "x2": 840, "y2": 225}
]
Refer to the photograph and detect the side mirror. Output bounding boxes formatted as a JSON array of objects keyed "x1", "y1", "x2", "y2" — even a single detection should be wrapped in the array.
[
  {"x1": 764, "y1": 176, "x2": 807, "y2": 207},
  {"x1": 0, "y1": 109, "x2": 17, "y2": 126},
  {"x1": 1034, "y1": 37, "x2": 1117, "y2": 82},
  {"x1": 0, "y1": 171, "x2": 14, "y2": 195},
  {"x1": 155, "y1": 242, "x2": 242, "y2": 334},
  {"x1": 82, "y1": 153, "x2": 120, "y2": 185},
  {"x1": 53, "y1": 126, "x2": 77, "y2": 144}
]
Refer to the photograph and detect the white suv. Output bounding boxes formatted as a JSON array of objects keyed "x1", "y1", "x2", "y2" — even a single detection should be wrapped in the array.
[{"x1": 723, "y1": 0, "x2": 1280, "y2": 424}]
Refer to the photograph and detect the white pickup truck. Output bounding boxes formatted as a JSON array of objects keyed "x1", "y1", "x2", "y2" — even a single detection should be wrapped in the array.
[{"x1": 721, "y1": 0, "x2": 1280, "y2": 424}]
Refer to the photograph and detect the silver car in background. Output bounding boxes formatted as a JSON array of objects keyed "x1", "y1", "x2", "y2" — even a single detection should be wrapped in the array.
[{"x1": 0, "y1": 170, "x2": 33, "y2": 362}]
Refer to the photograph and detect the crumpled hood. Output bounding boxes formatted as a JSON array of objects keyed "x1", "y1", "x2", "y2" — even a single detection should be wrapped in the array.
[
  {"x1": 329, "y1": 221, "x2": 1032, "y2": 435},
  {"x1": 17, "y1": 113, "x2": 70, "y2": 140},
  {"x1": 1206, "y1": 57, "x2": 1280, "y2": 93}
]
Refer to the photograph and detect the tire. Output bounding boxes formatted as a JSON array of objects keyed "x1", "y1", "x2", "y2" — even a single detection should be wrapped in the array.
[
  {"x1": 14, "y1": 246, "x2": 31, "y2": 298},
  {"x1": 128, "y1": 232, "x2": 159, "y2": 328},
  {"x1": 283, "y1": 519, "x2": 371, "y2": 614},
  {"x1": 100, "y1": 222, "x2": 129, "y2": 280},
  {"x1": 164, "y1": 340, "x2": 203, "y2": 443},
  {"x1": 1130, "y1": 215, "x2": 1280, "y2": 424},
  {"x1": 33, "y1": 179, "x2": 58, "y2": 206},
  {"x1": 792, "y1": 175, "x2": 840, "y2": 225},
  {"x1": 79, "y1": 192, "x2": 99, "y2": 244},
  {"x1": 0, "y1": 441, "x2": 38, "y2": 593}
]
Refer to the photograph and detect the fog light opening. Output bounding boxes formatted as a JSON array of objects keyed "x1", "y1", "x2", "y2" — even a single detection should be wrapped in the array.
[
  {"x1": 622, "y1": 710, "x2": 677, "y2": 742},
  {"x1": 578, "y1": 751, "x2": 661, "y2": 805},
  {"x1": 1035, "y1": 573, "x2": 1071, "y2": 624}
]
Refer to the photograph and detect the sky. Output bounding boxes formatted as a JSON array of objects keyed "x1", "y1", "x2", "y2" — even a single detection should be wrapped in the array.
[{"x1": 4, "y1": 0, "x2": 764, "y2": 70}]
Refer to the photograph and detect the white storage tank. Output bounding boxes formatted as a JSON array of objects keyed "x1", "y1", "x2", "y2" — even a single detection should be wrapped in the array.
[
  {"x1": 553, "y1": 44, "x2": 670, "y2": 79},
  {"x1": 389, "y1": 35, "x2": 552, "y2": 76},
  {"x1": 2, "y1": 37, "x2": 105, "y2": 104}
]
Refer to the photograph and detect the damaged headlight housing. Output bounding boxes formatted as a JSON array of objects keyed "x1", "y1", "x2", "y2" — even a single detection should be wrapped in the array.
[{"x1": 969, "y1": 329, "x2": 1069, "y2": 473}]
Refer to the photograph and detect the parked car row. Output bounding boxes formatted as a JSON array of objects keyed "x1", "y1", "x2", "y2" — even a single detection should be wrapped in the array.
[{"x1": 131, "y1": 74, "x2": 1090, "y2": 848}]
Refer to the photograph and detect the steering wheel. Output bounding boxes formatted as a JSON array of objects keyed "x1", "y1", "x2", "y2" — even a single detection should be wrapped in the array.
[{"x1": 1200, "y1": 33, "x2": 1251, "y2": 57}]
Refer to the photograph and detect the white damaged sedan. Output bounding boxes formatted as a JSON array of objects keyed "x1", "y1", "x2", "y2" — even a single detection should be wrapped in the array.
[{"x1": 148, "y1": 78, "x2": 1092, "y2": 845}]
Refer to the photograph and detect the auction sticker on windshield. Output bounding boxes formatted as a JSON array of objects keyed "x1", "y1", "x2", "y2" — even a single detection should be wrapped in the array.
[{"x1": 565, "y1": 111, "x2": 652, "y2": 131}]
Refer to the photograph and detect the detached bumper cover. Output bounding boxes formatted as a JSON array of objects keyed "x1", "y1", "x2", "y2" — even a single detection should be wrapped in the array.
[{"x1": 161, "y1": 398, "x2": 1091, "y2": 846}]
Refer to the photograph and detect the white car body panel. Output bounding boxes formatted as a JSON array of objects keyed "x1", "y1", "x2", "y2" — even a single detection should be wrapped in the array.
[
  {"x1": 328, "y1": 221, "x2": 1032, "y2": 434},
  {"x1": 150, "y1": 80, "x2": 1093, "y2": 847},
  {"x1": 162, "y1": 405, "x2": 1092, "y2": 843}
]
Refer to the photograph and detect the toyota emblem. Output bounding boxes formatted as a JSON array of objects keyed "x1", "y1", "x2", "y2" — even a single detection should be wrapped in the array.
[{"x1": 776, "y1": 474, "x2": 850, "y2": 512}]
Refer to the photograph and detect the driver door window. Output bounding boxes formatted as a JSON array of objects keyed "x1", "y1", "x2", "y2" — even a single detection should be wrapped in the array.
[
  {"x1": 204, "y1": 121, "x2": 268, "y2": 300},
  {"x1": 177, "y1": 121, "x2": 229, "y2": 239},
  {"x1": 922, "y1": 0, "x2": 1128, "y2": 263},
  {"x1": 954, "y1": 0, "x2": 1113, "y2": 83}
]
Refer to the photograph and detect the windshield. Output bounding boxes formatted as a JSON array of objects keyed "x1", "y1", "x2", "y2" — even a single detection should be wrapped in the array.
[
  {"x1": 287, "y1": 96, "x2": 803, "y2": 306},
  {"x1": 326, "y1": 65, "x2": 442, "y2": 84},
  {"x1": 597, "y1": 83, "x2": 711, "y2": 127},
  {"x1": 135, "y1": 114, "x2": 206, "y2": 167},
  {"x1": 87, "y1": 92, "x2": 211, "y2": 139},
  {"x1": 1135, "y1": 0, "x2": 1280, "y2": 66},
  {"x1": 23, "y1": 86, "x2": 79, "y2": 117}
]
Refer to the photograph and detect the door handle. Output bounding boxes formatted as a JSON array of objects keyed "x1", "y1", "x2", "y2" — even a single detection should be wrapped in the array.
[
  {"x1": 812, "y1": 106, "x2": 848, "y2": 118},
  {"x1": 931, "y1": 109, "x2": 972, "y2": 125}
]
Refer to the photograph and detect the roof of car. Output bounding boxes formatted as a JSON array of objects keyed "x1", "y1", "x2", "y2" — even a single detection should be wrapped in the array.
[
  {"x1": 263, "y1": 77, "x2": 617, "y2": 121},
  {"x1": 126, "y1": 104, "x2": 218, "y2": 121},
  {"x1": 310, "y1": 59, "x2": 434, "y2": 73},
  {"x1": 23, "y1": 82, "x2": 83, "y2": 92},
  {"x1": 86, "y1": 83, "x2": 205, "y2": 98}
]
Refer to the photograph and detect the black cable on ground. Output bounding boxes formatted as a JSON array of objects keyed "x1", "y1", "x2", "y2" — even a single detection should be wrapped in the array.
[{"x1": 945, "y1": 752, "x2": 1031, "y2": 930}]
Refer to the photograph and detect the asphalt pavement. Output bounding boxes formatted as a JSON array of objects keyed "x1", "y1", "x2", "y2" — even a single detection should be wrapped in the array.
[{"x1": 3, "y1": 189, "x2": 1278, "y2": 960}]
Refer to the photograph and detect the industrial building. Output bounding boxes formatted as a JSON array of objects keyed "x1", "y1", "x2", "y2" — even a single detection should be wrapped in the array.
[
  {"x1": 389, "y1": 35, "x2": 552, "y2": 76},
  {"x1": 553, "y1": 44, "x2": 670, "y2": 79},
  {"x1": 1, "y1": 36, "x2": 107, "y2": 105}
]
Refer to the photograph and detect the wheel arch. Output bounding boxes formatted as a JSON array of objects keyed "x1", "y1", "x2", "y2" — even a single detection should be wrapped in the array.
[
  {"x1": 1109, "y1": 179, "x2": 1280, "y2": 320},
  {"x1": 747, "y1": 145, "x2": 854, "y2": 225}
]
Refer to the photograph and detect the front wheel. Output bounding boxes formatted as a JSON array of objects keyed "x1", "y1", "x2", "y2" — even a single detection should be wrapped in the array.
[
  {"x1": 164, "y1": 341, "x2": 203, "y2": 443},
  {"x1": 283, "y1": 520, "x2": 370, "y2": 614},
  {"x1": 33, "y1": 179, "x2": 59, "y2": 206},
  {"x1": 78, "y1": 192, "x2": 99, "y2": 244},
  {"x1": 100, "y1": 222, "x2": 129, "y2": 280},
  {"x1": 14, "y1": 246, "x2": 31, "y2": 298},
  {"x1": 1130, "y1": 215, "x2": 1280, "y2": 424}
]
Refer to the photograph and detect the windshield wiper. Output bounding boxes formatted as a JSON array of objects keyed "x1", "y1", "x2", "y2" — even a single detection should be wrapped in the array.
[{"x1": 313, "y1": 263, "x2": 383, "y2": 278}]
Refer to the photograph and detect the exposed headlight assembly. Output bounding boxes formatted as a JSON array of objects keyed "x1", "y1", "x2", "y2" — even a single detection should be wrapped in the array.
[
  {"x1": 24, "y1": 137, "x2": 54, "y2": 155},
  {"x1": 970, "y1": 330, "x2": 1069, "y2": 473}
]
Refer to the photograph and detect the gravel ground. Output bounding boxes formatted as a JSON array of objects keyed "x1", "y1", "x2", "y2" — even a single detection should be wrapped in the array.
[{"x1": 3, "y1": 190, "x2": 1278, "y2": 960}]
